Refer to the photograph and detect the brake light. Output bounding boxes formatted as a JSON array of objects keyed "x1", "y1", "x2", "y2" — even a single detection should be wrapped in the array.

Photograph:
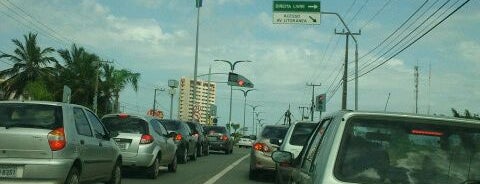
[
  {"x1": 411, "y1": 130, "x2": 443, "y2": 136},
  {"x1": 48, "y1": 127, "x2": 66, "y2": 151},
  {"x1": 118, "y1": 113, "x2": 129, "y2": 119},
  {"x1": 253, "y1": 142, "x2": 270, "y2": 152},
  {"x1": 175, "y1": 133, "x2": 183, "y2": 141},
  {"x1": 140, "y1": 134, "x2": 154, "y2": 144},
  {"x1": 220, "y1": 135, "x2": 228, "y2": 141}
]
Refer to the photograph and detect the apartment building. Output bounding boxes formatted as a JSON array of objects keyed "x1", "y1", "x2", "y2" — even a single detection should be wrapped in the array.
[{"x1": 178, "y1": 77, "x2": 216, "y2": 124}]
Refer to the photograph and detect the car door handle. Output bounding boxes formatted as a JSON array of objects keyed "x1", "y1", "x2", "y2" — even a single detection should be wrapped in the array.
[{"x1": 80, "y1": 140, "x2": 85, "y2": 145}]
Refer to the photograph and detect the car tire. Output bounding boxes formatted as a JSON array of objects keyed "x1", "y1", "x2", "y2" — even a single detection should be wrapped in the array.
[
  {"x1": 204, "y1": 145, "x2": 210, "y2": 156},
  {"x1": 224, "y1": 148, "x2": 229, "y2": 155},
  {"x1": 65, "y1": 166, "x2": 80, "y2": 184},
  {"x1": 249, "y1": 168, "x2": 257, "y2": 180},
  {"x1": 197, "y1": 144, "x2": 203, "y2": 157},
  {"x1": 239, "y1": 145, "x2": 242, "y2": 148},
  {"x1": 147, "y1": 156, "x2": 160, "y2": 179},
  {"x1": 190, "y1": 146, "x2": 198, "y2": 161},
  {"x1": 178, "y1": 147, "x2": 188, "y2": 164},
  {"x1": 106, "y1": 161, "x2": 121, "y2": 184},
  {"x1": 168, "y1": 154, "x2": 177, "y2": 172},
  {"x1": 230, "y1": 147, "x2": 233, "y2": 154}
]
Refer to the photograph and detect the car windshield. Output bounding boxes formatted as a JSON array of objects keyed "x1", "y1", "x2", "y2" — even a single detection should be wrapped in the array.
[
  {"x1": 0, "y1": 103, "x2": 62, "y2": 130},
  {"x1": 289, "y1": 123, "x2": 317, "y2": 146},
  {"x1": 335, "y1": 117, "x2": 480, "y2": 184},
  {"x1": 102, "y1": 116, "x2": 148, "y2": 134},
  {"x1": 205, "y1": 126, "x2": 227, "y2": 135},
  {"x1": 261, "y1": 126, "x2": 288, "y2": 140}
]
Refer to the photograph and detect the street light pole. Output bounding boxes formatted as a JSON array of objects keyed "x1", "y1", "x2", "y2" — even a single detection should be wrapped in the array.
[
  {"x1": 92, "y1": 61, "x2": 100, "y2": 114},
  {"x1": 214, "y1": 59, "x2": 251, "y2": 132},
  {"x1": 192, "y1": 0, "x2": 202, "y2": 121},
  {"x1": 235, "y1": 89, "x2": 256, "y2": 135},
  {"x1": 248, "y1": 104, "x2": 261, "y2": 135},
  {"x1": 255, "y1": 112, "x2": 264, "y2": 135}
]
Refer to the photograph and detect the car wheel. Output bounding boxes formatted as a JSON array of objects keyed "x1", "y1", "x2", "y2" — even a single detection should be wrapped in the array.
[
  {"x1": 249, "y1": 168, "x2": 257, "y2": 180},
  {"x1": 178, "y1": 147, "x2": 188, "y2": 164},
  {"x1": 147, "y1": 156, "x2": 160, "y2": 179},
  {"x1": 239, "y1": 145, "x2": 242, "y2": 148},
  {"x1": 65, "y1": 166, "x2": 80, "y2": 184},
  {"x1": 168, "y1": 154, "x2": 177, "y2": 172},
  {"x1": 106, "y1": 161, "x2": 121, "y2": 184},
  {"x1": 230, "y1": 147, "x2": 233, "y2": 154},
  {"x1": 197, "y1": 144, "x2": 203, "y2": 157},
  {"x1": 191, "y1": 146, "x2": 198, "y2": 161},
  {"x1": 204, "y1": 145, "x2": 210, "y2": 156}
]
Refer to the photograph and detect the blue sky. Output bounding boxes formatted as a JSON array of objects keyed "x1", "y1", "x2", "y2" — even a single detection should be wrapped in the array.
[{"x1": 0, "y1": 0, "x2": 479, "y2": 132}]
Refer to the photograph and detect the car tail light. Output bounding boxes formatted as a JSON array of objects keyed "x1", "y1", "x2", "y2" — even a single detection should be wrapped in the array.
[
  {"x1": 140, "y1": 134, "x2": 154, "y2": 144},
  {"x1": 253, "y1": 142, "x2": 270, "y2": 152},
  {"x1": 220, "y1": 135, "x2": 228, "y2": 141},
  {"x1": 118, "y1": 113, "x2": 129, "y2": 119},
  {"x1": 175, "y1": 133, "x2": 183, "y2": 141},
  {"x1": 48, "y1": 127, "x2": 66, "y2": 151}
]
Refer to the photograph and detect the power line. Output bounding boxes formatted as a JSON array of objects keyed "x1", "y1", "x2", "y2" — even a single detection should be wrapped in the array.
[
  {"x1": 360, "y1": 0, "x2": 393, "y2": 30},
  {"x1": 347, "y1": 0, "x2": 370, "y2": 24},
  {"x1": 354, "y1": 0, "x2": 471, "y2": 79}
]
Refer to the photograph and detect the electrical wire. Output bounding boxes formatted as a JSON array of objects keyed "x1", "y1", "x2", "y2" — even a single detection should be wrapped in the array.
[{"x1": 360, "y1": 0, "x2": 393, "y2": 30}]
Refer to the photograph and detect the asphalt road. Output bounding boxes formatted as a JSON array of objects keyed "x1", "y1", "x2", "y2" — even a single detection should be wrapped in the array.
[{"x1": 122, "y1": 147, "x2": 274, "y2": 184}]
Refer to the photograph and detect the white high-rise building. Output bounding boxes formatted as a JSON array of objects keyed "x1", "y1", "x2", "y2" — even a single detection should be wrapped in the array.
[{"x1": 178, "y1": 77, "x2": 216, "y2": 124}]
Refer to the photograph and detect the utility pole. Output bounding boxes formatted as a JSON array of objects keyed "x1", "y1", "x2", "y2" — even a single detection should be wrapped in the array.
[
  {"x1": 428, "y1": 61, "x2": 431, "y2": 115},
  {"x1": 306, "y1": 83, "x2": 321, "y2": 121},
  {"x1": 335, "y1": 29, "x2": 360, "y2": 110},
  {"x1": 298, "y1": 106, "x2": 309, "y2": 121},
  {"x1": 414, "y1": 65, "x2": 419, "y2": 114},
  {"x1": 284, "y1": 105, "x2": 292, "y2": 126},
  {"x1": 152, "y1": 88, "x2": 165, "y2": 112},
  {"x1": 255, "y1": 112, "x2": 264, "y2": 135},
  {"x1": 93, "y1": 61, "x2": 100, "y2": 114},
  {"x1": 192, "y1": 0, "x2": 203, "y2": 121}
]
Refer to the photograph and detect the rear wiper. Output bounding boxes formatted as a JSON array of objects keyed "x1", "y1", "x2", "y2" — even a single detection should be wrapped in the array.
[{"x1": 461, "y1": 180, "x2": 480, "y2": 184}]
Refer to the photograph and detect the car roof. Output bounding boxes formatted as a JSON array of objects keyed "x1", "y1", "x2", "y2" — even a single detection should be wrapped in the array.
[
  {"x1": 327, "y1": 110, "x2": 480, "y2": 124},
  {"x1": 102, "y1": 113, "x2": 155, "y2": 121},
  {"x1": 0, "y1": 100, "x2": 87, "y2": 109}
]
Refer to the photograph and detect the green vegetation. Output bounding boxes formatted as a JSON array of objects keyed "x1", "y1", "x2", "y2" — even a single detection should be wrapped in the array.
[{"x1": 0, "y1": 32, "x2": 140, "y2": 116}]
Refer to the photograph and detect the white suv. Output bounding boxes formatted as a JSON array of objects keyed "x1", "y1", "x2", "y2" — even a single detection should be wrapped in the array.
[{"x1": 279, "y1": 121, "x2": 318, "y2": 158}]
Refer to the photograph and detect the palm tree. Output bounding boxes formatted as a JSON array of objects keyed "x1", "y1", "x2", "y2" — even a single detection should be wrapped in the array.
[
  {"x1": 57, "y1": 44, "x2": 99, "y2": 107},
  {"x1": 109, "y1": 68, "x2": 140, "y2": 113},
  {"x1": 0, "y1": 32, "x2": 57, "y2": 99}
]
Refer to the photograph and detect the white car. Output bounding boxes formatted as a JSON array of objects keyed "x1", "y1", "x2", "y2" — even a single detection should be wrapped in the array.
[
  {"x1": 279, "y1": 121, "x2": 318, "y2": 158},
  {"x1": 237, "y1": 135, "x2": 254, "y2": 148}
]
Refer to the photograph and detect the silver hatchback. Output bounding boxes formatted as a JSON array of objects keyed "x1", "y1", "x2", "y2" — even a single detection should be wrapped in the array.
[
  {"x1": 0, "y1": 101, "x2": 122, "y2": 184},
  {"x1": 102, "y1": 114, "x2": 177, "y2": 179}
]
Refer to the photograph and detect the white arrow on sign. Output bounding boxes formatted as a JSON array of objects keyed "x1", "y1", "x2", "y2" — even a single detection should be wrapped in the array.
[{"x1": 308, "y1": 4, "x2": 318, "y2": 9}]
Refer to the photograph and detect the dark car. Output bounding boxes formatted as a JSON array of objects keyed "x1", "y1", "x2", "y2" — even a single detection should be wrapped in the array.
[
  {"x1": 204, "y1": 126, "x2": 234, "y2": 154},
  {"x1": 159, "y1": 120, "x2": 198, "y2": 164},
  {"x1": 273, "y1": 111, "x2": 480, "y2": 184},
  {"x1": 186, "y1": 121, "x2": 209, "y2": 156}
]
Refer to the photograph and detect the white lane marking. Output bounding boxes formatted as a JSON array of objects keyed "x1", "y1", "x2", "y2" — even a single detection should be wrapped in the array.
[{"x1": 203, "y1": 154, "x2": 250, "y2": 184}]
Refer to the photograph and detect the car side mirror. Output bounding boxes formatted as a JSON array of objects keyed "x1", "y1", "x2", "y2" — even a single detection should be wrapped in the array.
[
  {"x1": 108, "y1": 131, "x2": 119, "y2": 138},
  {"x1": 272, "y1": 151, "x2": 294, "y2": 166}
]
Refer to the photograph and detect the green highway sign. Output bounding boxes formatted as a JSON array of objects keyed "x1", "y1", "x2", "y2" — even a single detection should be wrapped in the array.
[{"x1": 273, "y1": 1, "x2": 321, "y2": 25}]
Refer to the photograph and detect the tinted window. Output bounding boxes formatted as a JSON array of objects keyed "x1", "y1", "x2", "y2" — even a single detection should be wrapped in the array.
[
  {"x1": 261, "y1": 126, "x2": 288, "y2": 139},
  {"x1": 205, "y1": 126, "x2": 227, "y2": 134},
  {"x1": 335, "y1": 117, "x2": 480, "y2": 184},
  {"x1": 85, "y1": 110, "x2": 106, "y2": 139},
  {"x1": 102, "y1": 117, "x2": 148, "y2": 134},
  {"x1": 289, "y1": 123, "x2": 317, "y2": 146},
  {"x1": 74, "y1": 108, "x2": 92, "y2": 136},
  {"x1": 160, "y1": 120, "x2": 189, "y2": 135},
  {"x1": 150, "y1": 119, "x2": 165, "y2": 135},
  {"x1": 0, "y1": 103, "x2": 62, "y2": 130}
]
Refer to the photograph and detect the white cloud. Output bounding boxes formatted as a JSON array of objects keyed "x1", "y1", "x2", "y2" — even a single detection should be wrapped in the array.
[{"x1": 457, "y1": 41, "x2": 480, "y2": 63}]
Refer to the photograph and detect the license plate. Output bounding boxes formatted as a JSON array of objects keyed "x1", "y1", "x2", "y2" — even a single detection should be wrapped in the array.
[
  {"x1": 117, "y1": 142, "x2": 128, "y2": 150},
  {"x1": 0, "y1": 166, "x2": 17, "y2": 178}
]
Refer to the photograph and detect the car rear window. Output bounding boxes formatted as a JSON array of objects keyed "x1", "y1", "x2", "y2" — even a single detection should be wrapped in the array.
[
  {"x1": 0, "y1": 103, "x2": 63, "y2": 130},
  {"x1": 335, "y1": 117, "x2": 480, "y2": 184},
  {"x1": 289, "y1": 123, "x2": 317, "y2": 146},
  {"x1": 160, "y1": 120, "x2": 189, "y2": 135},
  {"x1": 205, "y1": 126, "x2": 227, "y2": 134},
  {"x1": 261, "y1": 126, "x2": 288, "y2": 139},
  {"x1": 102, "y1": 117, "x2": 148, "y2": 134}
]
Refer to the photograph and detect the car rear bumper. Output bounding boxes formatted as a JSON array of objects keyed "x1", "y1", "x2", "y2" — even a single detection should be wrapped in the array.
[
  {"x1": 209, "y1": 141, "x2": 229, "y2": 151},
  {"x1": 122, "y1": 152, "x2": 155, "y2": 167},
  {"x1": 0, "y1": 158, "x2": 74, "y2": 184},
  {"x1": 250, "y1": 150, "x2": 275, "y2": 171}
]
